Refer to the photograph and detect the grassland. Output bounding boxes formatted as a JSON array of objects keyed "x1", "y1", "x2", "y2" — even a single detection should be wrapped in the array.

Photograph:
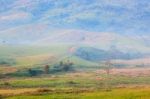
[
  {"x1": 0, "y1": 68, "x2": 150, "y2": 99},
  {"x1": 0, "y1": 45, "x2": 98, "y2": 69},
  {"x1": 0, "y1": 72, "x2": 150, "y2": 88},
  {"x1": 4, "y1": 87, "x2": 150, "y2": 99},
  {"x1": 0, "y1": 45, "x2": 150, "y2": 99}
]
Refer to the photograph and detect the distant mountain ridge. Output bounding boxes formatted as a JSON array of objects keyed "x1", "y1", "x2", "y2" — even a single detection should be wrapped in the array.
[
  {"x1": 74, "y1": 47, "x2": 143, "y2": 62},
  {"x1": 0, "y1": 29, "x2": 150, "y2": 53}
]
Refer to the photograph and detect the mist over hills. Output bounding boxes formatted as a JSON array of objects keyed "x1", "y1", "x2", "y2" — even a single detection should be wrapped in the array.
[
  {"x1": 0, "y1": 0, "x2": 150, "y2": 65},
  {"x1": 0, "y1": 28, "x2": 149, "y2": 54},
  {"x1": 0, "y1": 0, "x2": 149, "y2": 68},
  {"x1": 0, "y1": 0, "x2": 150, "y2": 61},
  {"x1": 74, "y1": 47, "x2": 144, "y2": 61}
]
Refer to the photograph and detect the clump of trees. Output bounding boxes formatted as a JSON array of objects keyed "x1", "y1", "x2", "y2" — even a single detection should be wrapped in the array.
[
  {"x1": 28, "y1": 69, "x2": 38, "y2": 76},
  {"x1": 6, "y1": 60, "x2": 74, "y2": 77},
  {"x1": 60, "y1": 60, "x2": 74, "y2": 71},
  {"x1": 50, "y1": 60, "x2": 74, "y2": 73},
  {"x1": 27, "y1": 60, "x2": 74, "y2": 76},
  {"x1": 8, "y1": 68, "x2": 43, "y2": 77}
]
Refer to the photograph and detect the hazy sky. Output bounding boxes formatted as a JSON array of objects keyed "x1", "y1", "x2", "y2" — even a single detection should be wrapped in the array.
[{"x1": 0, "y1": 0, "x2": 150, "y2": 34}]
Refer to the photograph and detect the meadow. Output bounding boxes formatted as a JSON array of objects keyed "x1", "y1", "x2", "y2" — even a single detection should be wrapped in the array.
[
  {"x1": 0, "y1": 45, "x2": 150, "y2": 99},
  {"x1": 1, "y1": 0, "x2": 150, "y2": 98},
  {"x1": 0, "y1": 68, "x2": 150, "y2": 99},
  {"x1": 5, "y1": 88, "x2": 150, "y2": 99}
]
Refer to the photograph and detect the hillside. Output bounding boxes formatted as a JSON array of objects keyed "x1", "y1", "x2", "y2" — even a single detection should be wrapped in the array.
[
  {"x1": 0, "y1": 29, "x2": 150, "y2": 53},
  {"x1": 74, "y1": 47, "x2": 143, "y2": 61}
]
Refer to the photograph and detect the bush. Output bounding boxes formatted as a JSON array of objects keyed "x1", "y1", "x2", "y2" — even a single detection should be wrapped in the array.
[
  {"x1": 7, "y1": 70, "x2": 30, "y2": 77},
  {"x1": 37, "y1": 88, "x2": 52, "y2": 93},
  {"x1": 3, "y1": 82, "x2": 10, "y2": 86},
  {"x1": 67, "y1": 81, "x2": 77, "y2": 85}
]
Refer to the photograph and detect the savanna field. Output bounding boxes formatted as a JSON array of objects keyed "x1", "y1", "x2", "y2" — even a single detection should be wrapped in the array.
[
  {"x1": 0, "y1": 0, "x2": 150, "y2": 99},
  {"x1": 0, "y1": 46, "x2": 149, "y2": 99}
]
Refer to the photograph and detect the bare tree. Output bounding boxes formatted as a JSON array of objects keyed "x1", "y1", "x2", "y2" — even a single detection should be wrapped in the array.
[
  {"x1": 104, "y1": 60, "x2": 112, "y2": 91},
  {"x1": 44, "y1": 65, "x2": 49, "y2": 74}
]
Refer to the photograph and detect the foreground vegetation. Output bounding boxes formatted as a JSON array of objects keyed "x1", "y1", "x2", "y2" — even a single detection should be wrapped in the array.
[
  {"x1": 0, "y1": 45, "x2": 150, "y2": 99},
  {"x1": 0, "y1": 69, "x2": 150, "y2": 99},
  {"x1": 1, "y1": 87, "x2": 149, "y2": 99}
]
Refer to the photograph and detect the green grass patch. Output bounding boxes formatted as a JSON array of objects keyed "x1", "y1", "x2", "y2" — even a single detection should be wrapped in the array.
[{"x1": 5, "y1": 88, "x2": 150, "y2": 99}]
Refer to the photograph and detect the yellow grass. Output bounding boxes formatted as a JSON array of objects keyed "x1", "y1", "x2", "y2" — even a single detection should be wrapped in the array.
[
  {"x1": 16, "y1": 54, "x2": 56, "y2": 66},
  {"x1": 0, "y1": 88, "x2": 38, "y2": 96}
]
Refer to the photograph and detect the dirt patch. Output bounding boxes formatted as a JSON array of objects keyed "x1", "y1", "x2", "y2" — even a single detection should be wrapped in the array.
[
  {"x1": 96, "y1": 68, "x2": 150, "y2": 77},
  {"x1": 0, "y1": 66, "x2": 17, "y2": 74},
  {"x1": 0, "y1": 88, "x2": 93, "y2": 97}
]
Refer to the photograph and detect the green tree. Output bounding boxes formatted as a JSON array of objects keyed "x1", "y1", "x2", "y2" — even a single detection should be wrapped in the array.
[
  {"x1": 28, "y1": 69, "x2": 38, "y2": 76},
  {"x1": 62, "y1": 60, "x2": 73, "y2": 71}
]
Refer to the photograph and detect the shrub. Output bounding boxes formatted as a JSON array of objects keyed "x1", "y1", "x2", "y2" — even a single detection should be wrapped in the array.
[
  {"x1": 3, "y1": 82, "x2": 10, "y2": 86},
  {"x1": 37, "y1": 88, "x2": 52, "y2": 93},
  {"x1": 7, "y1": 69, "x2": 43, "y2": 77}
]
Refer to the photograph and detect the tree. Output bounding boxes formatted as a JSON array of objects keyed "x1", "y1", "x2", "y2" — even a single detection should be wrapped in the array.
[
  {"x1": 62, "y1": 60, "x2": 74, "y2": 71},
  {"x1": 104, "y1": 60, "x2": 112, "y2": 91},
  {"x1": 59, "y1": 61, "x2": 63, "y2": 66},
  {"x1": 44, "y1": 65, "x2": 49, "y2": 74},
  {"x1": 50, "y1": 60, "x2": 74, "y2": 73},
  {"x1": 28, "y1": 69, "x2": 38, "y2": 76}
]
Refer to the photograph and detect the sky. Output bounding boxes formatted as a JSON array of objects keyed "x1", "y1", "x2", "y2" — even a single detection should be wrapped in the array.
[{"x1": 0, "y1": 0, "x2": 150, "y2": 35}]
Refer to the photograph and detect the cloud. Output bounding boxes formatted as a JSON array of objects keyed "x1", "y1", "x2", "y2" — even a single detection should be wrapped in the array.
[
  {"x1": 0, "y1": 9, "x2": 32, "y2": 30},
  {"x1": 0, "y1": 0, "x2": 150, "y2": 34},
  {"x1": 0, "y1": 11, "x2": 32, "y2": 21}
]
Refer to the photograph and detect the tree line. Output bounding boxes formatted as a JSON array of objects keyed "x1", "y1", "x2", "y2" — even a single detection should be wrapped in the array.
[{"x1": 28, "y1": 60, "x2": 74, "y2": 76}]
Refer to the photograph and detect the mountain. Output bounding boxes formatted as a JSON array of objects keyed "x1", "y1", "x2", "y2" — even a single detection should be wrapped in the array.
[
  {"x1": 0, "y1": 28, "x2": 149, "y2": 54},
  {"x1": 39, "y1": 30, "x2": 149, "y2": 53},
  {"x1": 74, "y1": 47, "x2": 143, "y2": 62},
  {"x1": 0, "y1": 24, "x2": 51, "y2": 44}
]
